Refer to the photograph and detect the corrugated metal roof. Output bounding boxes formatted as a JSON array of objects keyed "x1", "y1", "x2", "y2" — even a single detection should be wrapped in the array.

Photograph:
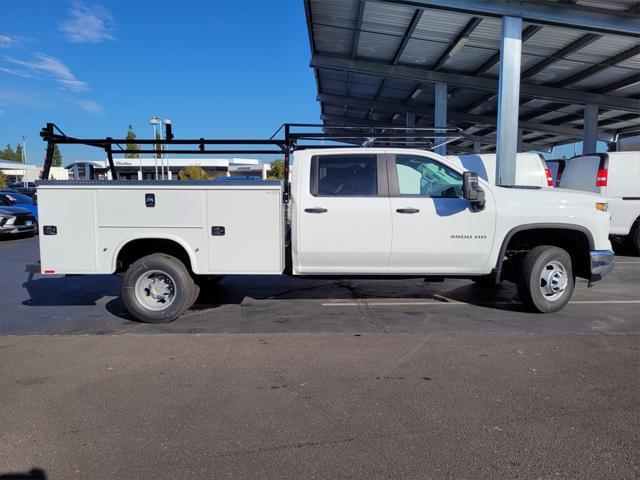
[{"x1": 306, "y1": 0, "x2": 640, "y2": 153}]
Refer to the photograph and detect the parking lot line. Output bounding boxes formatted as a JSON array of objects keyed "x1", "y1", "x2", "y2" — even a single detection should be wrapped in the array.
[{"x1": 322, "y1": 300, "x2": 640, "y2": 307}]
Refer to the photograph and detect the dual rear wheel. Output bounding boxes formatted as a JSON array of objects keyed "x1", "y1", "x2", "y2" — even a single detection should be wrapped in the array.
[{"x1": 122, "y1": 254, "x2": 223, "y2": 323}]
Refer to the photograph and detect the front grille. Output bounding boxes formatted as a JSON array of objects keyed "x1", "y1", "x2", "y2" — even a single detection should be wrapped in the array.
[{"x1": 14, "y1": 214, "x2": 36, "y2": 226}]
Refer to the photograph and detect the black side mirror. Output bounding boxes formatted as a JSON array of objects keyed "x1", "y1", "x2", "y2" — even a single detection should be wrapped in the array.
[{"x1": 463, "y1": 171, "x2": 486, "y2": 212}]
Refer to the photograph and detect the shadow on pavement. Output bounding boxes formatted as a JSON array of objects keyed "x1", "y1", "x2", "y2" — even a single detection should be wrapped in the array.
[
  {"x1": 24, "y1": 271, "x2": 525, "y2": 324},
  {"x1": 22, "y1": 273, "x2": 120, "y2": 307}
]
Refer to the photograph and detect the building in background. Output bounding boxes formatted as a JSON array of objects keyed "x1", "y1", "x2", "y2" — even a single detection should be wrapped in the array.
[
  {"x1": 66, "y1": 158, "x2": 270, "y2": 180},
  {"x1": 0, "y1": 161, "x2": 68, "y2": 183}
]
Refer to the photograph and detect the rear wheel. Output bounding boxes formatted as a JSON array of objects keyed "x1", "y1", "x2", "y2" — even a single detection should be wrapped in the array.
[
  {"x1": 517, "y1": 246, "x2": 575, "y2": 313},
  {"x1": 122, "y1": 253, "x2": 196, "y2": 323}
]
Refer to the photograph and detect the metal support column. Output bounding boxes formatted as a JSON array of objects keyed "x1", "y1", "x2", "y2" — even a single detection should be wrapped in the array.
[
  {"x1": 495, "y1": 16, "x2": 522, "y2": 186},
  {"x1": 473, "y1": 141, "x2": 481, "y2": 153},
  {"x1": 517, "y1": 129, "x2": 524, "y2": 152},
  {"x1": 583, "y1": 104, "x2": 599, "y2": 154},
  {"x1": 434, "y1": 82, "x2": 447, "y2": 155},
  {"x1": 406, "y1": 112, "x2": 415, "y2": 146}
]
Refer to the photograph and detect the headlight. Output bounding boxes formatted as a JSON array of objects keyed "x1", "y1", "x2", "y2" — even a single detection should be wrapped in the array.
[{"x1": 595, "y1": 202, "x2": 608, "y2": 212}]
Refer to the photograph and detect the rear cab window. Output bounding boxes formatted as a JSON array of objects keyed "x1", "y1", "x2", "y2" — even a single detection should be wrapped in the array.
[{"x1": 311, "y1": 154, "x2": 386, "y2": 197}]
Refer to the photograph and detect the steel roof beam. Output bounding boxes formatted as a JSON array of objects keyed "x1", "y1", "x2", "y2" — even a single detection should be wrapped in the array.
[
  {"x1": 351, "y1": 0, "x2": 366, "y2": 59},
  {"x1": 317, "y1": 93, "x2": 614, "y2": 140},
  {"x1": 554, "y1": 44, "x2": 640, "y2": 88},
  {"x1": 392, "y1": 9, "x2": 423, "y2": 65},
  {"x1": 372, "y1": 7, "x2": 423, "y2": 103},
  {"x1": 462, "y1": 32, "x2": 603, "y2": 113},
  {"x1": 372, "y1": 0, "x2": 640, "y2": 37},
  {"x1": 320, "y1": 113, "x2": 552, "y2": 150},
  {"x1": 432, "y1": 17, "x2": 482, "y2": 71},
  {"x1": 311, "y1": 54, "x2": 640, "y2": 112},
  {"x1": 449, "y1": 24, "x2": 542, "y2": 98}
]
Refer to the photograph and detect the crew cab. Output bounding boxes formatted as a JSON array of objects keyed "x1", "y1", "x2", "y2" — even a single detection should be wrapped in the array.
[{"x1": 31, "y1": 147, "x2": 614, "y2": 323}]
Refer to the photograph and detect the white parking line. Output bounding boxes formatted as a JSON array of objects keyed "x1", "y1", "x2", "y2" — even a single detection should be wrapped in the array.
[
  {"x1": 616, "y1": 261, "x2": 640, "y2": 264},
  {"x1": 322, "y1": 300, "x2": 640, "y2": 307}
]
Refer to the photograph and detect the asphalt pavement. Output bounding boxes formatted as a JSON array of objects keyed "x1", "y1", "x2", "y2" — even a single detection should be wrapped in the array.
[
  {"x1": 1, "y1": 235, "x2": 640, "y2": 335},
  {"x1": 1, "y1": 235, "x2": 640, "y2": 479}
]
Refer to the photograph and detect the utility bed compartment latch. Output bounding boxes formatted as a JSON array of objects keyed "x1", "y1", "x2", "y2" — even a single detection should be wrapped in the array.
[{"x1": 211, "y1": 226, "x2": 226, "y2": 236}]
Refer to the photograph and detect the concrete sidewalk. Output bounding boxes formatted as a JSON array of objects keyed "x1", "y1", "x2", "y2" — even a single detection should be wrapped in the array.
[{"x1": 1, "y1": 332, "x2": 639, "y2": 479}]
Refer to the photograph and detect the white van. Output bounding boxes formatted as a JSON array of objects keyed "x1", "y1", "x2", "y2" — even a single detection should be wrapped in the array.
[
  {"x1": 445, "y1": 153, "x2": 553, "y2": 188},
  {"x1": 559, "y1": 152, "x2": 640, "y2": 255}
]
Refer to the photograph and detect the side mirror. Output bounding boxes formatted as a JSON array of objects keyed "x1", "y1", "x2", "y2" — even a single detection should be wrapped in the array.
[{"x1": 463, "y1": 171, "x2": 486, "y2": 212}]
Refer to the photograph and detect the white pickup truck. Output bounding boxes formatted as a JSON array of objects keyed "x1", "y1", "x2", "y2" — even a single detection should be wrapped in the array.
[{"x1": 32, "y1": 147, "x2": 615, "y2": 323}]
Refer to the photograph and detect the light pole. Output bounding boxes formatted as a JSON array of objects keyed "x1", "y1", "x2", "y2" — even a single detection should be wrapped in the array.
[
  {"x1": 162, "y1": 119, "x2": 172, "y2": 180},
  {"x1": 21, "y1": 136, "x2": 26, "y2": 164},
  {"x1": 149, "y1": 116, "x2": 160, "y2": 179}
]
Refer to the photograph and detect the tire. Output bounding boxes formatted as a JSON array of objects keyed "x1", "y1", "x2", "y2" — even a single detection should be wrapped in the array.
[
  {"x1": 625, "y1": 222, "x2": 640, "y2": 256},
  {"x1": 121, "y1": 253, "x2": 196, "y2": 323},
  {"x1": 517, "y1": 245, "x2": 575, "y2": 313}
]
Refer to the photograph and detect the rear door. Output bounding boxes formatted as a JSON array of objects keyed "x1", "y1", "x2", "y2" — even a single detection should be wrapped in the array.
[
  {"x1": 559, "y1": 154, "x2": 607, "y2": 195},
  {"x1": 387, "y1": 153, "x2": 496, "y2": 274},
  {"x1": 296, "y1": 153, "x2": 391, "y2": 273}
]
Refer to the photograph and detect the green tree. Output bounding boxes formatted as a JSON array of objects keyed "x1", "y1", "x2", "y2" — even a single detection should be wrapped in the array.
[
  {"x1": 52, "y1": 145, "x2": 62, "y2": 167},
  {"x1": 0, "y1": 171, "x2": 6, "y2": 188},
  {"x1": 15, "y1": 143, "x2": 24, "y2": 163},
  {"x1": 178, "y1": 165, "x2": 209, "y2": 180},
  {"x1": 1, "y1": 144, "x2": 18, "y2": 162},
  {"x1": 125, "y1": 124, "x2": 140, "y2": 158},
  {"x1": 268, "y1": 159, "x2": 285, "y2": 179}
]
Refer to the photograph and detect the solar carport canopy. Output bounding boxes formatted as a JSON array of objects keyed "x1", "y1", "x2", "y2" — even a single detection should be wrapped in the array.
[{"x1": 304, "y1": 0, "x2": 640, "y2": 154}]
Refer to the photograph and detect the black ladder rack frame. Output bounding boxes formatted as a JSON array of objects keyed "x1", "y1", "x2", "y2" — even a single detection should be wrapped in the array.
[{"x1": 39, "y1": 122, "x2": 463, "y2": 202}]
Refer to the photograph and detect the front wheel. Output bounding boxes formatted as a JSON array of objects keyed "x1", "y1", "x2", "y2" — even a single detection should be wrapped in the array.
[
  {"x1": 122, "y1": 253, "x2": 196, "y2": 323},
  {"x1": 517, "y1": 246, "x2": 575, "y2": 313},
  {"x1": 625, "y1": 222, "x2": 640, "y2": 256}
]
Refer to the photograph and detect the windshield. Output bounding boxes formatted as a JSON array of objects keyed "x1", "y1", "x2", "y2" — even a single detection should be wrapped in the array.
[{"x1": 0, "y1": 192, "x2": 34, "y2": 205}]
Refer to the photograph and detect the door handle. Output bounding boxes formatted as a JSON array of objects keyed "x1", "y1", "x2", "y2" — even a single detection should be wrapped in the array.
[
  {"x1": 305, "y1": 208, "x2": 328, "y2": 214},
  {"x1": 396, "y1": 208, "x2": 420, "y2": 214}
]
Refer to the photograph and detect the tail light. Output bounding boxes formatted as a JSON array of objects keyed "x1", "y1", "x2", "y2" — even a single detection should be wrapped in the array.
[
  {"x1": 596, "y1": 168, "x2": 608, "y2": 187},
  {"x1": 544, "y1": 167, "x2": 553, "y2": 187}
]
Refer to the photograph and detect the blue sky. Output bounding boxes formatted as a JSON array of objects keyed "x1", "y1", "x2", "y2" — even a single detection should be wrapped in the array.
[
  {"x1": 0, "y1": 0, "x2": 603, "y2": 165},
  {"x1": 0, "y1": 0, "x2": 319, "y2": 164}
]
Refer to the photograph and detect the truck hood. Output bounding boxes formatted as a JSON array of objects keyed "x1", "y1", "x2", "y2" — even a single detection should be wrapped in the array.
[{"x1": 492, "y1": 185, "x2": 605, "y2": 206}]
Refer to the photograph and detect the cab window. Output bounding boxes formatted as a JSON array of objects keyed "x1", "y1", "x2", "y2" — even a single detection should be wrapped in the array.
[
  {"x1": 312, "y1": 154, "x2": 378, "y2": 196},
  {"x1": 395, "y1": 155, "x2": 462, "y2": 198}
]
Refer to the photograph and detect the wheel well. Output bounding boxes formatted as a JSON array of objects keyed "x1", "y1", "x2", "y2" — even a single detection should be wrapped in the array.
[
  {"x1": 501, "y1": 228, "x2": 592, "y2": 279},
  {"x1": 116, "y1": 238, "x2": 193, "y2": 274}
]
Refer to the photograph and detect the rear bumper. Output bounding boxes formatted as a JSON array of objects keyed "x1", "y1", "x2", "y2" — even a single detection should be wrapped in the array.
[{"x1": 589, "y1": 250, "x2": 615, "y2": 282}]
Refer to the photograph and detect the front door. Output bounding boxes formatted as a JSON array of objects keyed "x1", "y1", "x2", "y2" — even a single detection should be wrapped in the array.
[
  {"x1": 387, "y1": 153, "x2": 496, "y2": 274},
  {"x1": 295, "y1": 153, "x2": 392, "y2": 274}
]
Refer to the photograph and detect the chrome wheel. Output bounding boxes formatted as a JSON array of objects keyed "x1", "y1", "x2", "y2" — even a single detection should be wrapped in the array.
[
  {"x1": 134, "y1": 269, "x2": 177, "y2": 311},
  {"x1": 539, "y1": 260, "x2": 568, "y2": 301}
]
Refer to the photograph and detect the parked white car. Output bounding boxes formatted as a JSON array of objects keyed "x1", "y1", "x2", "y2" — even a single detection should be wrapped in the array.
[
  {"x1": 446, "y1": 153, "x2": 553, "y2": 187},
  {"x1": 32, "y1": 148, "x2": 613, "y2": 322},
  {"x1": 559, "y1": 152, "x2": 640, "y2": 255}
]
